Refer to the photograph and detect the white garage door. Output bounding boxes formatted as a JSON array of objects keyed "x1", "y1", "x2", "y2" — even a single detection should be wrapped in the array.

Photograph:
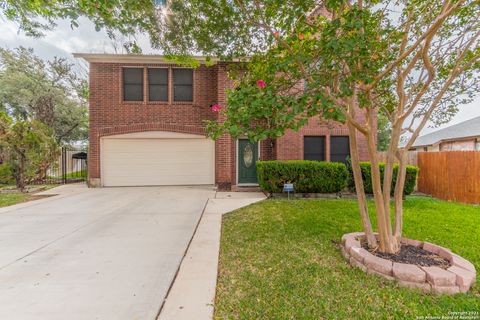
[{"x1": 101, "y1": 132, "x2": 215, "y2": 186}]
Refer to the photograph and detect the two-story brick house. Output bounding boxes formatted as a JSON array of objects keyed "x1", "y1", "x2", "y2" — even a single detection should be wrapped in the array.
[{"x1": 74, "y1": 54, "x2": 370, "y2": 190}]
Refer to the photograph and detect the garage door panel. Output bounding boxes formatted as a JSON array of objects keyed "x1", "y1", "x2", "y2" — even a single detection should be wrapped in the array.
[
  {"x1": 104, "y1": 141, "x2": 210, "y2": 152},
  {"x1": 105, "y1": 153, "x2": 213, "y2": 163},
  {"x1": 102, "y1": 137, "x2": 214, "y2": 186},
  {"x1": 104, "y1": 164, "x2": 212, "y2": 173}
]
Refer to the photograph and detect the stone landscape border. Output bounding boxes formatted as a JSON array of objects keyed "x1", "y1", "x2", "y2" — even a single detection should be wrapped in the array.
[{"x1": 341, "y1": 232, "x2": 477, "y2": 294}]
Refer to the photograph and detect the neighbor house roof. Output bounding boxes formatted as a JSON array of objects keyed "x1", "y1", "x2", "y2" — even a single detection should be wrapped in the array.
[
  {"x1": 72, "y1": 53, "x2": 242, "y2": 64},
  {"x1": 412, "y1": 116, "x2": 480, "y2": 147}
]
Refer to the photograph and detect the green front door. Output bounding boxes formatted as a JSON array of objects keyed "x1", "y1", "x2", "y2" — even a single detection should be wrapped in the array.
[{"x1": 238, "y1": 139, "x2": 259, "y2": 184}]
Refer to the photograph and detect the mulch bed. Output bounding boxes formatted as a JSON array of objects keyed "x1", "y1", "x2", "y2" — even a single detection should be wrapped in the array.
[{"x1": 362, "y1": 243, "x2": 451, "y2": 269}]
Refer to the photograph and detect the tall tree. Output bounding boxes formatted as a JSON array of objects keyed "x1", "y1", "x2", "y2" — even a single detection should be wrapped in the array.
[
  {"x1": 157, "y1": 0, "x2": 479, "y2": 253},
  {"x1": 0, "y1": 47, "x2": 88, "y2": 144},
  {"x1": 0, "y1": 112, "x2": 59, "y2": 191}
]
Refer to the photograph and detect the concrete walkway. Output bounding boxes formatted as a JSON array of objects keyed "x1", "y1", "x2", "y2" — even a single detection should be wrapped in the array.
[
  {"x1": 0, "y1": 185, "x2": 215, "y2": 320},
  {"x1": 158, "y1": 192, "x2": 266, "y2": 320}
]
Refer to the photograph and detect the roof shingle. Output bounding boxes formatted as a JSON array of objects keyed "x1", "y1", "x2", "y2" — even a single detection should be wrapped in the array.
[{"x1": 413, "y1": 116, "x2": 480, "y2": 147}]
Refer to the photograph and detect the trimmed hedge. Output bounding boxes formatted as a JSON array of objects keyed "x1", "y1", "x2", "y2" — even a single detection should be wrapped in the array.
[
  {"x1": 256, "y1": 160, "x2": 348, "y2": 193},
  {"x1": 347, "y1": 161, "x2": 419, "y2": 195}
]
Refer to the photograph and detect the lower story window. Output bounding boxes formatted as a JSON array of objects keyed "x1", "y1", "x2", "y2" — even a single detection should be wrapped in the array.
[
  {"x1": 304, "y1": 136, "x2": 326, "y2": 161},
  {"x1": 330, "y1": 136, "x2": 350, "y2": 163}
]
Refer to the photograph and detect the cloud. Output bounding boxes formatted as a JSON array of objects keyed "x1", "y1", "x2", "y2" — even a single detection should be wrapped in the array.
[{"x1": 0, "y1": 17, "x2": 155, "y2": 60}]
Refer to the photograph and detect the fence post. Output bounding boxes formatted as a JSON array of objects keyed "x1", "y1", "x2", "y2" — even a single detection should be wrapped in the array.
[{"x1": 61, "y1": 147, "x2": 66, "y2": 185}]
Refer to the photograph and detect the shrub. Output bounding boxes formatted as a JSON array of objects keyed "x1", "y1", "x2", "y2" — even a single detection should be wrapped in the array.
[
  {"x1": 347, "y1": 161, "x2": 419, "y2": 195},
  {"x1": 0, "y1": 162, "x2": 15, "y2": 184},
  {"x1": 256, "y1": 160, "x2": 348, "y2": 193}
]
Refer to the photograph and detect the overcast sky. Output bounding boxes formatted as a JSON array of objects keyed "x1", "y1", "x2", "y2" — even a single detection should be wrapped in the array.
[{"x1": 0, "y1": 17, "x2": 478, "y2": 135}]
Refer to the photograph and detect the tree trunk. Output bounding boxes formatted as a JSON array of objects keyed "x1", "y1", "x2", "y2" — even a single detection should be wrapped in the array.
[
  {"x1": 393, "y1": 151, "x2": 408, "y2": 241},
  {"x1": 365, "y1": 109, "x2": 399, "y2": 254},
  {"x1": 15, "y1": 154, "x2": 26, "y2": 192},
  {"x1": 347, "y1": 119, "x2": 376, "y2": 248},
  {"x1": 381, "y1": 123, "x2": 402, "y2": 214}
]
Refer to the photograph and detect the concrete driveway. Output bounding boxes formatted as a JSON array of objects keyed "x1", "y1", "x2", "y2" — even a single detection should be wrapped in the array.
[{"x1": 0, "y1": 185, "x2": 215, "y2": 320}]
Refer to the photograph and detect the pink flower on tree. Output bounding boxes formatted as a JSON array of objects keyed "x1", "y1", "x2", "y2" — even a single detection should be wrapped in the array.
[
  {"x1": 211, "y1": 104, "x2": 223, "y2": 112},
  {"x1": 257, "y1": 80, "x2": 266, "y2": 88}
]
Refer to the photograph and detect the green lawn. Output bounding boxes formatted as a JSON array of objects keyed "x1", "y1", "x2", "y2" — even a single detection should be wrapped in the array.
[
  {"x1": 65, "y1": 170, "x2": 87, "y2": 179},
  {"x1": 48, "y1": 170, "x2": 87, "y2": 180},
  {"x1": 0, "y1": 193, "x2": 30, "y2": 208},
  {"x1": 0, "y1": 184, "x2": 58, "y2": 208},
  {"x1": 215, "y1": 197, "x2": 480, "y2": 320}
]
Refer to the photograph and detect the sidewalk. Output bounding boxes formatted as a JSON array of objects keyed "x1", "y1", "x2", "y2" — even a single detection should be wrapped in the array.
[{"x1": 158, "y1": 191, "x2": 266, "y2": 320}]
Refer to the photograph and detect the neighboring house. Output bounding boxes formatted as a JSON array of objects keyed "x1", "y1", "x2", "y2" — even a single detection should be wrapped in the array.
[
  {"x1": 74, "y1": 54, "x2": 371, "y2": 190},
  {"x1": 411, "y1": 116, "x2": 480, "y2": 152}
]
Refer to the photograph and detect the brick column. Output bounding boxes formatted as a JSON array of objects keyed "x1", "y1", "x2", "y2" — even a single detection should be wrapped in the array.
[
  {"x1": 88, "y1": 63, "x2": 101, "y2": 187},
  {"x1": 215, "y1": 63, "x2": 234, "y2": 190},
  {"x1": 325, "y1": 133, "x2": 331, "y2": 161}
]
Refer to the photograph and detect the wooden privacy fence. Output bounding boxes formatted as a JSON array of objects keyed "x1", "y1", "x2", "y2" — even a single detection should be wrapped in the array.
[
  {"x1": 377, "y1": 151, "x2": 418, "y2": 166},
  {"x1": 417, "y1": 151, "x2": 480, "y2": 204}
]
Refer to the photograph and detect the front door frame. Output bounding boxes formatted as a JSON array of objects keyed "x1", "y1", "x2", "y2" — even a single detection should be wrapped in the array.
[{"x1": 236, "y1": 138, "x2": 260, "y2": 186}]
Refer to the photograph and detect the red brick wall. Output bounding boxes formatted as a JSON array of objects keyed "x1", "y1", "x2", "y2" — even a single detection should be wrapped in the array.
[
  {"x1": 88, "y1": 62, "x2": 218, "y2": 184},
  {"x1": 276, "y1": 114, "x2": 371, "y2": 161},
  {"x1": 88, "y1": 61, "x2": 372, "y2": 188}
]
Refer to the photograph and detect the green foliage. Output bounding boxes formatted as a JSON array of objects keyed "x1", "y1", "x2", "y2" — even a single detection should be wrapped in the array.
[
  {"x1": 347, "y1": 162, "x2": 419, "y2": 195},
  {"x1": 377, "y1": 113, "x2": 391, "y2": 151},
  {"x1": 0, "y1": 163, "x2": 14, "y2": 184},
  {"x1": 201, "y1": 2, "x2": 403, "y2": 141},
  {"x1": 256, "y1": 160, "x2": 348, "y2": 193},
  {"x1": 159, "y1": 0, "x2": 479, "y2": 142},
  {"x1": 0, "y1": 47, "x2": 88, "y2": 143},
  {"x1": 0, "y1": 112, "x2": 59, "y2": 190}
]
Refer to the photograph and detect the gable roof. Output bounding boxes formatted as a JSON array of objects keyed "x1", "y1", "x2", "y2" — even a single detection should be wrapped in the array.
[{"x1": 413, "y1": 116, "x2": 480, "y2": 147}]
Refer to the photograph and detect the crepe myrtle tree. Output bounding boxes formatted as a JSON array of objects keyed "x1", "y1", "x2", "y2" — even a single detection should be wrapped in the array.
[{"x1": 157, "y1": 0, "x2": 479, "y2": 253}]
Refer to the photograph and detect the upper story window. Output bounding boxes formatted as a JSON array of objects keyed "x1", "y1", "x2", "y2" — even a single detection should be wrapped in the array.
[
  {"x1": 304, "y1": 136, "x2": 325, "y2": 161},
  {"x1": 123, "y1": 68, "x2": 144, "y2": 101},
  {"x1": 173, "y1": 69, "x2": 193, "y2": 102},
  {"x1": 330, "y1": 136, "x2": 350, "y2": 163},
  {"x1": 148, "y1": 68, "x2": 168, "y2": 102},
  {"x1": 122, "y1": 67, "x2": 194, "y2": 103}
]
